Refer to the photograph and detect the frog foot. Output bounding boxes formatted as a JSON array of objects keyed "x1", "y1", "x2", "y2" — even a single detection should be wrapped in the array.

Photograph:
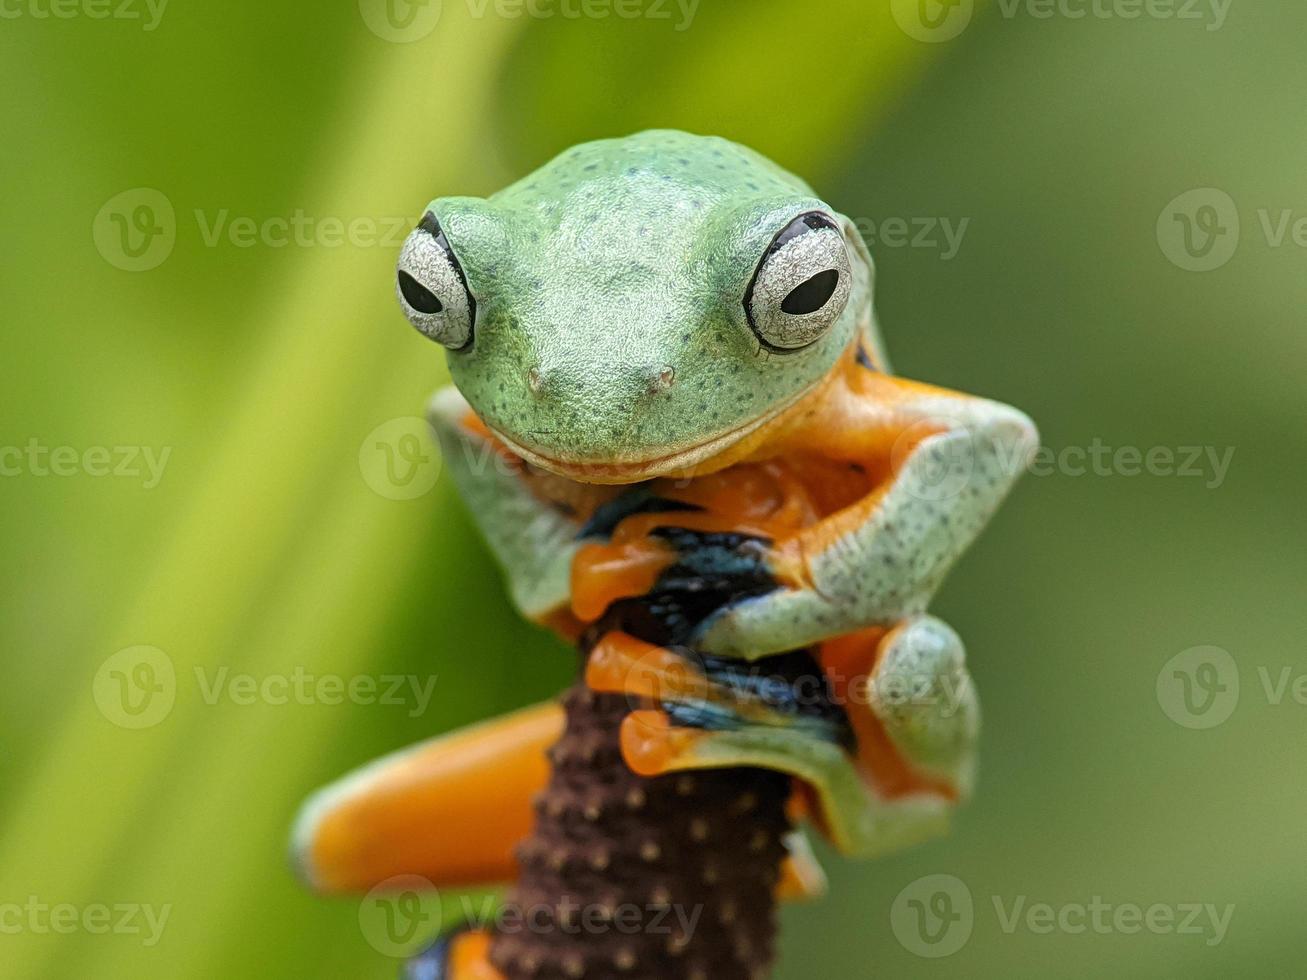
[
  {"x1": 584, "y1": 630, "x2": 849, "y2": 745},
  {"x1": 590, "y1": 618, "x2": 979, "y2": 861}
]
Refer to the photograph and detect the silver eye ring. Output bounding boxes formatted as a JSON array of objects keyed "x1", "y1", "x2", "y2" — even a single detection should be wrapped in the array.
[
  {"x1": 745, "y1": 212, "x2": 852, "y2": 351},
  {"x1": 396, "y1": 214, "x2": 475, "y2": 350}
]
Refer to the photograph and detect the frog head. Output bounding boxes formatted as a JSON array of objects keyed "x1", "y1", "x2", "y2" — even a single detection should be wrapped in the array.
[{"x1": 396, "y1": 130, "x2": 880, "y2": 484}]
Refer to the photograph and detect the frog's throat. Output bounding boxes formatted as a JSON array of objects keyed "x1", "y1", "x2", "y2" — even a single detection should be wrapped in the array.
[{"x1": 487, "y1": 379, "x2": 821, "y2": 486}]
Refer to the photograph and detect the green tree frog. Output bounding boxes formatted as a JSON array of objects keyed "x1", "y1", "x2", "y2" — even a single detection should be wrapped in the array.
[{"x1": 291, "y1": 130, "x2": 1037, "y2": 980}]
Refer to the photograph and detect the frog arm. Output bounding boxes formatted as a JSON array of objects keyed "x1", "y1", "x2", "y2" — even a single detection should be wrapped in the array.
[
  {"x1": 696, "y1": 372, "x2": 1038, "y2": 659},
  {"x1": 427, "y1": 387, "x2": 581, "y2": 623}
]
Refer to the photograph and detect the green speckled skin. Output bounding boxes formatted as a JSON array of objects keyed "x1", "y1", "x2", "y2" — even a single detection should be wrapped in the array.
[
  {"x1": 403, "y1": 131, "x2": 1035, "y2": 868},
  {"x1": 694, "y1": 397, "x2": 1037, "y2": 659},
  {"x1": 292, "y1": 134, "x2": 1035, "y2": 979},
  {"x1": 427, "y1": 130, "x2": 870, "y2": 467}
]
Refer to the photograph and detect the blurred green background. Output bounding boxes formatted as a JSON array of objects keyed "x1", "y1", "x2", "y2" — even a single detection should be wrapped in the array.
[{"x1": 2, "y1": 1, "x2": 1303, "y2": 977}]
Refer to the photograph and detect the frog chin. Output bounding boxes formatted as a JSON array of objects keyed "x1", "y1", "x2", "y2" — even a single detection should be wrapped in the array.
[{"x1": 488, "y1": 387, "x2": 812, "y2": 486}]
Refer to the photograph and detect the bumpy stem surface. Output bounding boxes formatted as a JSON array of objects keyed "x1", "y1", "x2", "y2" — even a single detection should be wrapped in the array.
[
  {"x1": 489, "y1": 673, "x2": 792, "y2": 979},
  {"x1": 489, "y1": 523, "x2": 834, "y2": 979}
]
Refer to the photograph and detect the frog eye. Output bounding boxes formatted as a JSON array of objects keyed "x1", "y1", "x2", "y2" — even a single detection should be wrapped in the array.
[
  {"x1": 745, "y1": 212, "x2": 852, "y2": 351},
  {"x1": 396, "y1": 214, "x2": 476, "y2": 350}
]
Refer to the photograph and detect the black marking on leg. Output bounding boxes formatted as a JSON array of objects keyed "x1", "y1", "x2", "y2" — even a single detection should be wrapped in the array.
[
  {"x1": 585, "y1": 527, "x2": 778, "y2": 649},
  {"x1": 661, "y1": 650, "x2": 855, "y2": 751},
  {"x1": 651, "y1": 528, "x2": 775, "y2": 594},
  {"x1": 697, "y1": 652, "x2": 856, "y2": 751}
]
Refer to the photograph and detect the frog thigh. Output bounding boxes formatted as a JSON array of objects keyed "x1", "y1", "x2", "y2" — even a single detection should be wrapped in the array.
[
  {"x1": 696, "y1": 398, "x2": 1037, "y2": 658},
  {"x1": 428, "y1": 387, "x2": 579, "y2": 621},
  {"x1": 291, "y1": 702, "x2": 563, "y2": 893}
]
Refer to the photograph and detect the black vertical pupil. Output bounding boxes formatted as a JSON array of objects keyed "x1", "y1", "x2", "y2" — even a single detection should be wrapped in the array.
[
  {"x1": 782, "y1": 269, "x2": 839, "y2": 315},
  {"x1": 398, "y1": 270, "x2": 443, "y2": 314}
]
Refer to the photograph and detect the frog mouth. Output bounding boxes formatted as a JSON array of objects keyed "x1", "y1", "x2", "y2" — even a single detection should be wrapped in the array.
[{"x1": 488, "y1": 389, "x2": 810, "y2": 485}]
